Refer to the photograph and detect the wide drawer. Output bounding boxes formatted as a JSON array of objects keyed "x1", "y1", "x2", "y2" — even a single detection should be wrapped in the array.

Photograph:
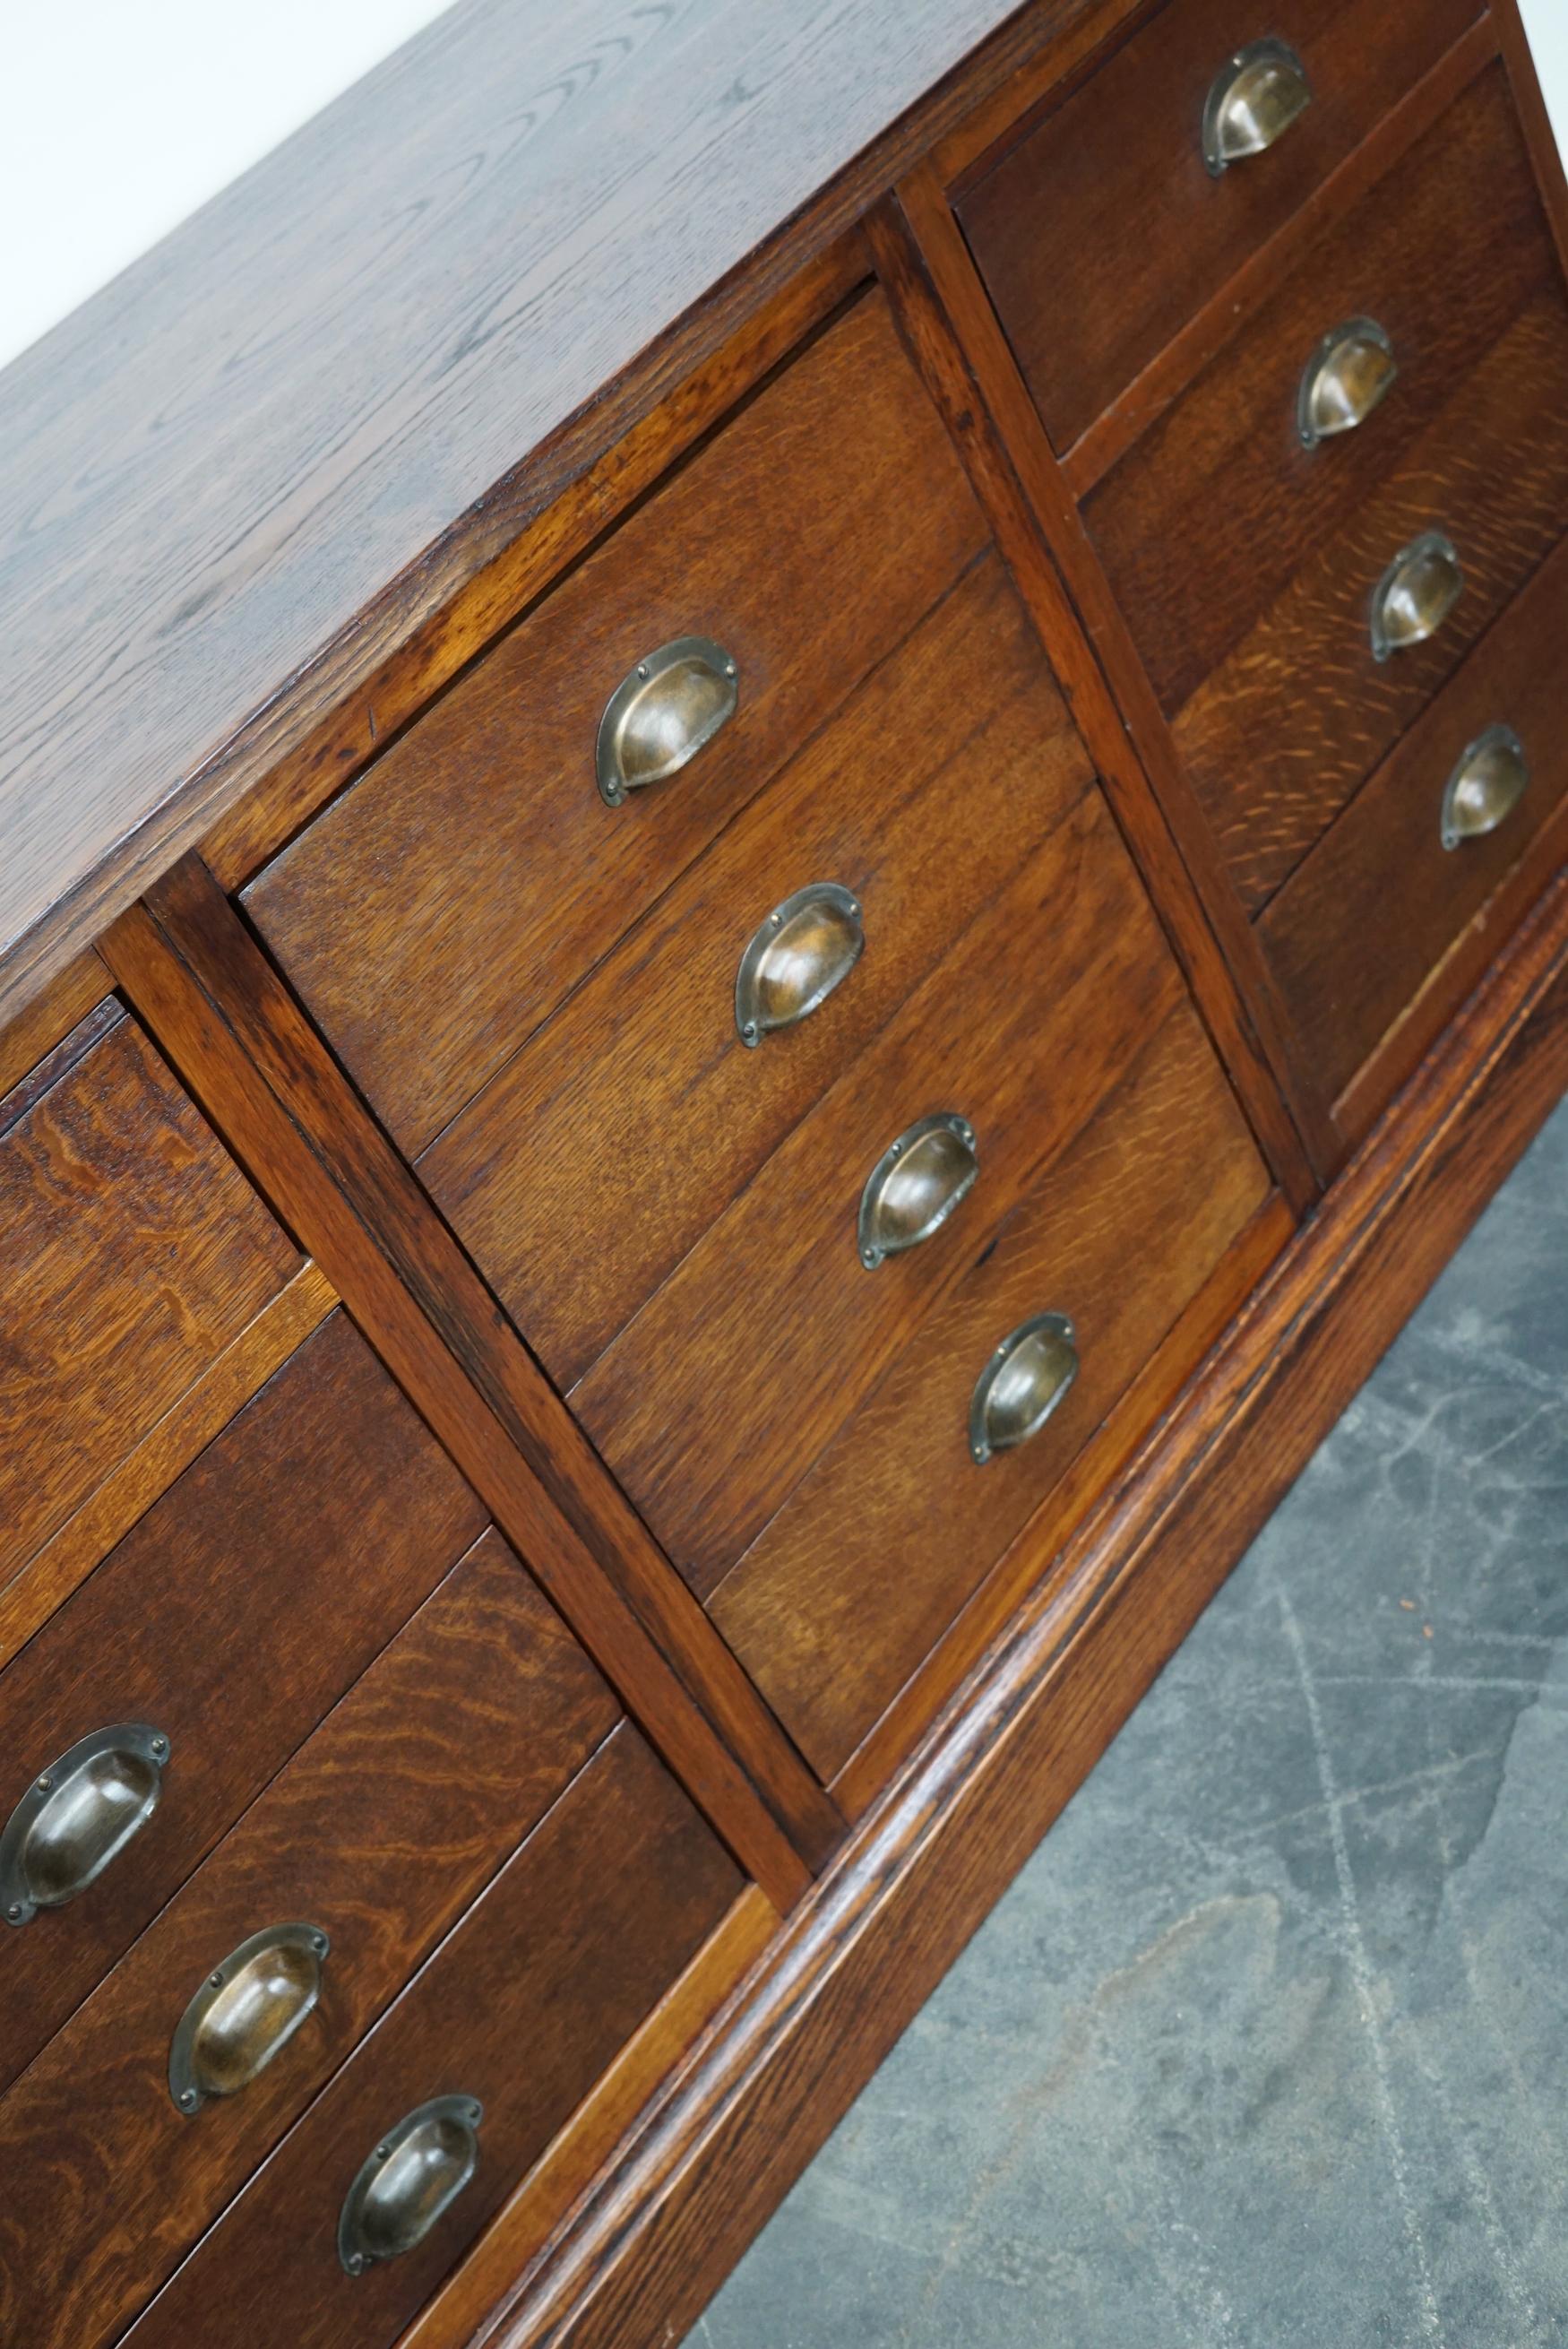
[
  {"x1": 0, "y1": 1530, "x2": 617, "y2": 2349},
  {"x1": 116, "y1": 1726, "x2": 743, "y2": 2349},
  {"x1": 422, "y1": 555, "x2": 1093, "y2": 1387},
  {"x1": 711, "y1": 996, "x2": 1271, "y2": 1781},
  {"x1": 0, "y1": 1311, "x2": 485, "y2": 2092},
  {"x1": 957, "y1": 0, "x2": 1481, "y2": 455},
  {"x1": 573, "y1": 781, "x2": 1185, "y2": 1595},
  {"x1": 1, "y1": 1000, "x2": 297, "y2": 1611},
  {"x1": 1258, "y1": 530, "x2": 1568, "y2": 1125},
  {"x1": 1083, "y1": 64, "x2": 1560, "y2": 721},
  {"x1": 244, "y1": 290, "x2": 986, "y2": 1158}
]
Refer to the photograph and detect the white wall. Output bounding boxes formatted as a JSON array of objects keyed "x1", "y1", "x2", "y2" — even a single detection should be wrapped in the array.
[{"x1": 2, "y1": 2, "x2": 1566, "y2": 373}]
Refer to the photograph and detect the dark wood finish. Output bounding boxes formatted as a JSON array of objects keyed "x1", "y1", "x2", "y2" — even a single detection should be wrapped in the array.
[
  {"x1": 0, "y1": 1530, "x2": 618, "y2": 2349},
  {"x1": 0, "y1": 1005, "x2": 297, "y2": 1597},
  {"x1": 0, "y1": 1311, "x2": 486, "y2": 2095},
  {"x1": 0, "y1": 0, "x2": 1145, "y2": 1033},
  {"x1": 1178, "y1": 287, "x2": 1568, "y2": 911},
  {"x1": 576, "y1": 786, "x2": 1183, "y2": 1592},
  {"x1": 0, "y1": 948, "x2": 108, "y2": 1099},
  {"x1": 463, "y1": 867, "x2": 1568, "y2": 2349},
  {"x1": 1082, "y1": 62, "x2": 1559, "y2": 714},
  {"x1": 121, "y1": 1726, "x2": 744, "y2": 2349},
  {"x1": 244, "y1": 293, "x2": 986, "y2": 1156},
  {"x1": 875, "y1": 166, "x2": 1338, "y2": 1190},
  {"x1": 101, "y1": 859, "x2": 845, "y2": 1902},
  {"x1": 957, "y1": 0, "x2": 1481, "y2": 456},
  {"x1": 1260, "y1": 529, "x2": 1568, "y2": 1119},
  {"x1": 1495, "y1": 0, "x2": 1568, "y2": 285},
  {"x1": 423, "y1": 555, "x2": 1083, "y2": 1383},
  {"x1": 710, "y1": 997, "x2": 1270, "y2": 1777}
]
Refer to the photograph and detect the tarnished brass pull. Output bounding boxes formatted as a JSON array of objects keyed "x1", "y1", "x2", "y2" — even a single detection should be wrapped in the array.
[
  {"x1": 1202, "y1": 38, "x2": 1312, "y2": 175},
  {"x1": 596, "y1": 636, "x2": 738, "y2": 807},
  {"x1": 1297, "y1": 318, "x2": 1397, "y2": 448},
  {"x1": 339, "y1": 2094, "x2": 484, "y2": 2276},
  {"x1": 858, "y1": 1114, "x2": 978, "y2": 1270},
  {"x1": 0, "y1": 1723, "x2": 170, "y2": 1927},
  {"x1": 735, "y1": 882, "x2": 864, "y2": 1046},
  {"x1": 1441, "y1": 724, "x2": 1529, "y2": 851},
  {"x1": 1370, "y1": 532, "x2": 1464, "y2": 661},
  {"x1": 969, "y1": 1313, "x2": 1079, "y2": 1465},
  {"x1": 168, "y1": 1922, "x2": 331, "y2": 2112}
]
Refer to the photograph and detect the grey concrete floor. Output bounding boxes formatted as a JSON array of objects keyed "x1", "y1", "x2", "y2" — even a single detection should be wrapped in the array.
[{"x1": 692, "y1": 1097, "x2": 1568, "y2": 2349}]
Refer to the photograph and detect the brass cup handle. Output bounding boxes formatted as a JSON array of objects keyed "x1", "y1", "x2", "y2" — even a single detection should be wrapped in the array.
[
  {"x1": 0, "y1": 1722, "x2": 170, "y2": 1927},
  {"x1": 339, "y1": 2094, "x2": 485, "y2": 2276},
  {"x1": 858, "y1": 1113, "x2": 978, "y2": 1269},
  {"x1": 1370, "y1": 531, "x2": 1464, "y2": 661},
  {"x1": 596, "y1": 635, "x2": 738, "y2": 807},
  {"x1": 969, "y1": 1312, "x2": 1079, "y2": 1465},
  {"x1": 1441, "y1": 724, "x2": 1529, "y2": 851},
  {"x1": 1202, "y1": 38, "x2": 1312, "y2": 176},
  {"x1": 168, "y1": 1922, "x2": 331, "y2": 2113},
  {"x1": 1297, "y1": 317, "x2": 1397, "y2": 449},
  {"x1": 735, "y1": 882, "x2": 864, "y2": 1046}
]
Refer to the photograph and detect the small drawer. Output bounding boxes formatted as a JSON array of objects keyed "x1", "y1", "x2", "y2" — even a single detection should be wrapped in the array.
[
  {"x1": 956, "y1": 0, "x2": 1481, "y2": 454},
  {"x1": 115, "y1": 1727, "x2": 743, "y2": 2349},
  {"x1": 1258, "y1": 530, "x2": 1568, "y2": 1129},
  {"x1": 572, "y1": 782, "x2": 1187, "y2": 1595},
  {"x1": 711, "y1": 997, "x2": 1271, "y2": 1781},
  {"x1": 1083, "y1": 64, "x2": 1560, "y2": 718},
  {"x1": 421, "y1": 556, "x2": 1091, "y2": 1387},
  {"x1": 1, "y1": 1001, "x2": 297, "y2": 1605},
  {"x1": 0, "y1": 1530, "x2": 617, "y2": 2349},
  {"x1": 0, "y1": 1312, "x2": 486, "y2": 2093},
  {"x1": 243, "y1": 291, "x2": 986, "y2": 1159}
]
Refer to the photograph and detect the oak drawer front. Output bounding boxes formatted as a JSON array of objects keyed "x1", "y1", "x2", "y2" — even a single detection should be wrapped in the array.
[
  {"x1": 958, "y1": 0, "x2": 1479, "y2": 457},
  {"x1": 0, "y1": 1311, "x2": 486, "y2": 2094},
  {"x1": 1083, "y1": 64, "x2": 1559, "y2": 720},
  {"x1": 422, "y1": 557, "x2": 1092, "y2": 1387},
  {"x1": 243, "y1": 291, "x2": 986, "y2": 1160},
  {"x1": 1258, "y1": 530, "x2": 1568, "y2": 1124},
  {"x1": 711, "y1": 998, "x2": 1271, "y2": 1782},
  {"x1": 573, "y1": 784, "x2": 1186, "y2": 1596},
  {"x1": 0, "y1": 1529, "x2": 617, "y2": 2349},
  {"x1": 117, "y1": 1726, "x2": 742, "y2": 2349},
  {"x1": 0, "y1": 1001, "x2": 297, "y2": 1604},
  {"x1": 1177, "y1": 281, "x2": 1568, "y2": 911}
]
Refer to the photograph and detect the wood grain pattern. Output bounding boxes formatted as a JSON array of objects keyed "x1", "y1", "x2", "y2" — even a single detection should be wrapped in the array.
[
  {"x1": 0, "y1": 948, "x2": 108, "y2": 1100},
  {"x1": 102, "y1": 859, "x2": 844, "y2": 1902},
  {"x1": 467, "y1": 870, "x2": 1568, "y2": 2349},
  {"x1": 957, "y1": 0, "x2": 1481, "y2": 455},
  {"x1": 0, "y1": 0, "x2": 1129, "y2": 1031},
  {"x1": 575, "y1": 787, "x2": 1182, "y2": 1593},
  {"x1": 0, "y1": 1311, "x2": 486, "y2": 2097},
  {"x1": 244, "y1": 292, "x2": 986, "y2": 1157},
  {"x1": 0, "y1": 1530, "x2": 618, "y2": 2349},
  {"x1": 0, "y1": 1261, "x2": 337, "y2": 1668},
  {"x1": 872, "y1": 168, "x2": 1334, "y2": 1194},
  {"x1": 711, "y1": 996, "x2": 1270, "y2": 1777},
  {"x1": 0, "y1": 1006, "x2": 298, "y2": 1591},
  {"x1": 1083, "y1": 62, "x2": 1557, "y2": 714},
  {"x1": 121, "y1": 1727, "x2": 744, "y2": 2349},
  {"x1": 1260, "y1": 530, "x2": 1568, "y2": 1115},
  {"x1": 422, "y1": 555, "x2": 1090, "y2": 1386},
  {"x1": 1176, "y1": 289, "x2": 1568, "y2": 911}
]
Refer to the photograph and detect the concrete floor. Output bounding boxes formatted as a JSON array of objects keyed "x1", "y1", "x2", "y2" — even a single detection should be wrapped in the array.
[{"x1": 692, "y1": 1097, "x2": 1568, "y2": 2349}]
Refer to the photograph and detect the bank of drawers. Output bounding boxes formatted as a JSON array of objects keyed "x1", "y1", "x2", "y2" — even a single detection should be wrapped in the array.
[
  {"x1": 0, "y1": 1011, "x2": 743, "y2": 2349},
  {"x1": 247, "y1": 290, "x2": 1275, "y2": 1799},
  {"x1": 961, "y1": 5, "x2": 1568, "y2": 1146}
]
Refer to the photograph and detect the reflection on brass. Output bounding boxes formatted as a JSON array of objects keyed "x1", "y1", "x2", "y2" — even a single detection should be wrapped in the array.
[
  {"x1": 1370, "y1": 531, "x2": 1464, "y2": 662},
  {"x1": 1441, "y1": 723, "x2": 1529, "y2": 851},
  {"x1": 969, "y1": 1312, "x2": 1080, "y2": 1465},
  {"x1": 1297, "y1": 317, "x2": 1397, "y2": 449},
  {"x1": 857, "y1": 1113, "x2": 978, "y2": 1270},
  {"x1": 168, "y1": 1922, "x2": 330, "y2": 2113},
  {"x1": 1202, "y1": 38, "x2": 1312, "y2": 176},
  {"x1": 596, "y1": 635, "x2": 738, "y2": 807},
  {"x1": 0, "y1": 1723, "x2": 170, "y2": 1927},
  {"x1": 734, "y1": 881, "x2": 864, "y2": 1045},
  {"x1": 339, "y1": 2094, "x2": 484, "y2": 2276}
]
